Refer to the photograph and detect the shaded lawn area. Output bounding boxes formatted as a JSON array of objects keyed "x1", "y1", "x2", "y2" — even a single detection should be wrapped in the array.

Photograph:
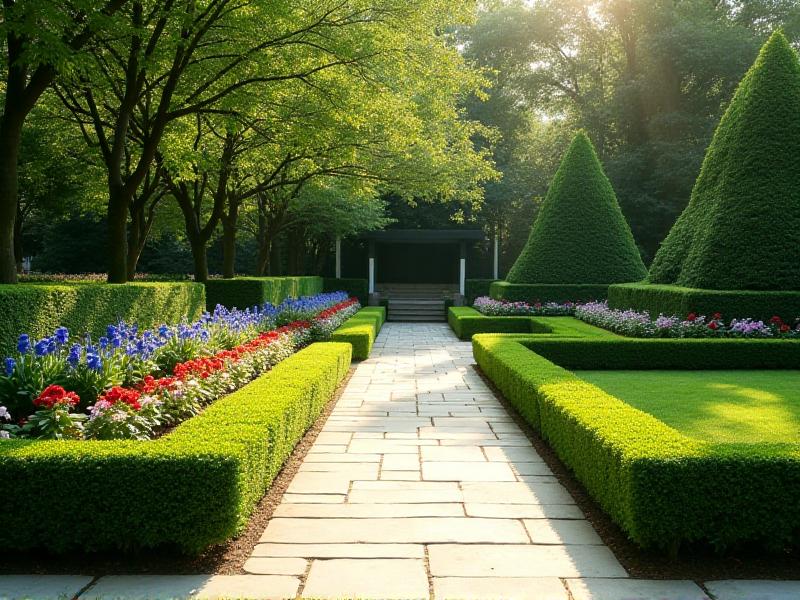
[{"x1": 576, "y1": 370, "x2": 800, "y2": 444}]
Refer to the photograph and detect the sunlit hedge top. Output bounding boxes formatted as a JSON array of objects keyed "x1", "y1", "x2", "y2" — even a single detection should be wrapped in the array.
[
  {"x1": 506, "y1": 132, "x2": 646, "y2": 285},
  {"x1": 649, "y1": 31, "x2": 800, "y2": 290}
]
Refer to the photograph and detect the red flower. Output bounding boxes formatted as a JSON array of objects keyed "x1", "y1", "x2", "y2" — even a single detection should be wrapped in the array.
[
  {"x1": 780, "y1": 324, "x2": 790, "y2": 333},
  {"x1": 686, "y1": 313, "x2": 697, "y2": 322},
  {"x1": 100, "y1": 386, "x2": 142, "y2": 411},
  {"x1": 770, "y1": 316, "x2": 783, "y2": 325},
  {"x1": 708, "y1": 321, "x2": 719, "y2": 331},
  {"x1": 712, "y1": 312, "x2": 722, "y2": 321},
  {"x1": 33, "y1": 385, "x2": 80, "y2": 409}
]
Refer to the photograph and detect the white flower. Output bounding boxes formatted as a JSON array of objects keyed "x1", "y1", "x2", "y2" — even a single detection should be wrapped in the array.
[
  {"x1": 0, "y1": 406, "x2": 9, "y2": 421},
  {"x1": 0, "y1": 430, "x2": 10, "y2": 439}
]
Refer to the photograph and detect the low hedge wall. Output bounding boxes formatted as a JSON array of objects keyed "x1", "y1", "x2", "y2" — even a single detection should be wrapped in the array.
[
  {"x1": 448, "y1": 308, "x2": 612, "y2": 341},
  {"x1": 330, "y1": 307, "x2": 386, "y2": 360},
  {"x1": 205, "y1": 276, "x2": 323, "y2": 310},
  {"x1": 465, "y1": 279, "x2": 497, "y2": 304},
  {"x1": 490, "y1": 281, "x2": 610, "y2": 303},
  {"x1": 0, "y1": 282, "x2": 205, "y2": 356},
  {"x1": 608, "y1": 282, "x2": 800, "y2": 322},
  {"x1": 324, "y1": 278, "x2": 368, "y2": 306},
  {"x1": 0, "y1": 342, "x2": 352, "y2": 553},
  {"x1": 473, "y1": 333, "x2": 800, "y2": 551}
]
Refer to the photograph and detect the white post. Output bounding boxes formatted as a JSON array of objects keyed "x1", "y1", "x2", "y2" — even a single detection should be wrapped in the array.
[
  {"x1": 459, "y1": 258, "x2": 466, "y2": 296},
  {"x1": 493, "y1": 235, "x2": 499, "y2": 280},
  {"x1": 335, "y1": 236, "x2": 342, "y2": 279},
  {"x1": 369, "y1": 258, "x2": 375, "y2": 294}
]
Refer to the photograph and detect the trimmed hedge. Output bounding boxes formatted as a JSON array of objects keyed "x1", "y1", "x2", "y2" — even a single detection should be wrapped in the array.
[
  {"x1": 448, "y1": 308, "x2": 613, "y2": 341},
  {"x1": 506, "y1": 132, "x2": 646, "y2": 285},
  {"x1": 608, "y1": 282, "x2": 800, "y2": 322},
  {"x1": 0, "y1": 342, "x2": 351, "y2": 554},
  {"x1": 465, "y1": 279, "x2": 497, "y2": 305},
  {"x1": 473, "y1": 333, "x2": 800, "y2": 550},
  {"x1": 324, "y1": 278, "x2": 368, "y2": 306},
  {"x1": 490, "y1": 281, "x2": 611, "y2": 304},
  {"x1": 204, "y1": 276, "x2": 323, "y2": 310},
  {"x1": 330, "y1": 307, "x2": 386, "y2": 359},
  {"x1": 650, "y1": 32, "x2": 800, "y2": 291},
  {"x1": 0, "y1": 282, "x2": 205, "y2": 356}
]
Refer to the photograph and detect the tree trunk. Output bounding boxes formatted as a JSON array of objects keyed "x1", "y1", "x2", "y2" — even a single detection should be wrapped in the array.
[
  {"x1": 0, "y1": 115, "x2": 23, "y2": 283},
  {"x1": 270, "y1": 239, "x2": 282, "y2": 276},
  {"x1": 190, "y1": 239, "x2": 209, "y2": 283},
  {"x1": 127, "y1": 207, "x2": 144, "y2": 280},
  {"x1": 107, "y1": 185, "x2": 130, "y2": 283},
  {"x1": 221, "y1": 197, "x2": 239, "y2": 279},
  {"x1": 14, "y1": 202, "x2": 24, "y2": 274}
]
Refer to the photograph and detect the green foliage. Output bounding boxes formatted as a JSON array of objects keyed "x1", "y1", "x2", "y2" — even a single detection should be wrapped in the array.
[
  {"x1": 473, "y1": 333, "x2": 800, "y2": 550},
  {"x1": 608, "y1": 282, "x2": 800, "y2": 322},
  {"x1": 578, "y1": 370, "x2": 800, "y2": 444},
  {"x1": 0, "y1": 342, "x2": 352, "y2": 553},
  {"x1": 324, "y1": 278, "x2": 369, "y2": 306},
  {"x1": 649, "y1": 32, "x2": 800, "y2": 290},
  {"x1": 330, "y1": 307, "x2": 386, "y2": 359},
  {"x1": 506, "y1": 133, "x2": 646, "y2": 285},
  {"x1": 448, "y1": 309, "x2": 613, "y2": 341},
  {"x1": 205, "y1": 277, "x2": 323, "y2": 311},
  {"x1": 465, "y1": 279, "x2": 497, "y2": 304},
  {"x1": 490, "y1": 281, "x2": 611, "y2": 304},
  {"x1": 0, "y1": 283, "x2": 205, "y2": 356}
]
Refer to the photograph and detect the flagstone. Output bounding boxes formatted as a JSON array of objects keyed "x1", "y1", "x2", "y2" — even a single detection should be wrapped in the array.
[
  {"x1": 433, "y1": 576, "x2": 569, "y2": 600},
  {"x1": 302, "y1": 559, "x2": 429, "y2": 599}
]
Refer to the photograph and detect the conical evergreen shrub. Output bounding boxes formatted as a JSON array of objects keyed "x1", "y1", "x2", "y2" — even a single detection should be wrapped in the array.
[
  {"x1": 649, "y1": 31, "x2": 800, "y2": 290},
  {"x1": 506, "y1": 132, "x2": 646, "y2": 284}
]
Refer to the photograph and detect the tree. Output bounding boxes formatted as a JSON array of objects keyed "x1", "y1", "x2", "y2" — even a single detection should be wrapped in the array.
[
  {"x1": 0, "y1": 0, "x2": 128, "y2": 283},
  {"x1": 506, "y1": 132, "x2": 646, "y2": 284},
  {"x1": 648, "y1": 32, "x2": 800, "y2": 290}
]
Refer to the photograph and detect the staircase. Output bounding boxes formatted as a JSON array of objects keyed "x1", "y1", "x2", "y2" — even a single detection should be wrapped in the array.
[{"x1": 377, "y1": 284, "x2": 458, "y2": 322}]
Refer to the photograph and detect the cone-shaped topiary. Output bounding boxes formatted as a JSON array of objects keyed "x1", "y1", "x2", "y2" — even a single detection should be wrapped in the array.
[
  {"x1": 506, "y1": 132, "x2": 646, "y2": 284},
  {"x1": 649, "y1": 31, "x2": 800, "y2": 290}
]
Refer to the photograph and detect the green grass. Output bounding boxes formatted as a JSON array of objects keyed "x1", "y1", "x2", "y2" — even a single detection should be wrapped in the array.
[{"x1": 577, "y1": 370, "x2": 800, "y2": 444}]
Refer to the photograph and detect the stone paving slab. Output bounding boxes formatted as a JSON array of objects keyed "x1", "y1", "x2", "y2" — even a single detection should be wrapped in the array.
[
  {"x1": 428, "y1": 544, "x2": 628, "y2": 578},
  {"x1": 567, "y1": 578, "x2": 710, "y2": 600},
  {"x1": 433, "y1": 576, "x2": 569, "y2": 600},
  {"x1": 251, "y1": 543, "x2": 425, "y2": 559},
  {"x1": 704, "y1": 580, "x2": 800, "y2": 600},
  {"x1": 79, "y1": 575, "x2": 299, "y2": 600},
  {"x1": 302, "y1": 559, "x2": 428, "y2": 599},
  {"x1": 0, "y1": 575, "x2": 93, "y2": 600}
]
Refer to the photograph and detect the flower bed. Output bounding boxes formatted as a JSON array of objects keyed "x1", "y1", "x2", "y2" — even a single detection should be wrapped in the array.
[
  {"x1": 576, "y1": 301, "x2": 800, "y2": 339},
  {"x1": 473, "y1": 296, "x2": 576, "y2": 316},
  {"x1": 0, "y1": 292, "x2": 359, "y2": 441}
]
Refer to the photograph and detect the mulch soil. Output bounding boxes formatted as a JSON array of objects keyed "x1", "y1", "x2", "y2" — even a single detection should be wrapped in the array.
[{"x1": 0, "y1": 368, "x2": 354, "y2": 576}]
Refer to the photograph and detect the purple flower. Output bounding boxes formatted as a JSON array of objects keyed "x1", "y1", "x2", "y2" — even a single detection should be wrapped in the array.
[
  {"x1": 17, "y1": 334, "x2": 30, "y2": 354},
  {"x1": 3, "y1": 357, "x2": 14, "y2": 376},
  {"x1": 55, "y1": 327, "x2": 69, "y2": 345}
]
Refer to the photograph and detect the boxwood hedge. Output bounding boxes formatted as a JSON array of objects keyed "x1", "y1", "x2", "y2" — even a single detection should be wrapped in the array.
[
  {"x1": 0, "y1": 282, "x2": 205, "y2": 356},
  {"x1": 608, "y1": 282, "x2": 800, "y2": 322},
  {"x1": 331, "y1": 307, "x2": 386, "y2": 359},
  {"x1": 489, "y1": 281, "x2": 611, "y2": 304},
  {"x1": 324, "y1": 278, "x2": 368, "y2": 306},
  {"x1": 205, "y1": 276, "x2": 323, "y2": 310},
  {"x1": 0, "y1": 342, "x2": 351, "y2": 554},
  {"x1": 473, "y1": 333, "x2": 800, "y2": 550},
  {"x1": 448, "y1": 308, "x2": 613, "y2": 341}
]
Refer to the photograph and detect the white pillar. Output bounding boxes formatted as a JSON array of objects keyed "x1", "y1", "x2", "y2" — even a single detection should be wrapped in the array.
[
  {"x1": 369, "y1": 258, "x2": 375, "y2": 294},
  {"x1": 493, "y1": 235, "x2": 499, "y2": 280},
  {"x1": 335, "y1": 236, "x2": 342, "y2": 279},
  {"x1": 459, "y1": 258, "x2": 466, "y2": 296}
]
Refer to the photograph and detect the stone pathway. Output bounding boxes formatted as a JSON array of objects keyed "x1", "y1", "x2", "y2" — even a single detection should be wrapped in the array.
[{"x1": 2, "y1": 323, "x2": 799, "y2": 599}]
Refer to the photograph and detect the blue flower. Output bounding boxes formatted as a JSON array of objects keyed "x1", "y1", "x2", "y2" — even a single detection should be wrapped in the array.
[
  {"x1": 34, "y1": 338, "x2": 51, "y2": 357},
  {"x1": 99, "y1": 336, "x2": 109, "y2": 349},
  {"x1": 86, "y1": 352, "x2": 103, "y2": 371},
  {"x1": 4, "y1": 357, "x2": 16, "y2": 376},
  {"x1": 67, "y1": 345, "x2": 81, "y2": 368},
  {"x1": 17, "y1": 334, "x2": 30, "y2": 354},
  {"x1": 55, "y1": 327, "x2": 69, "y2": 345}
]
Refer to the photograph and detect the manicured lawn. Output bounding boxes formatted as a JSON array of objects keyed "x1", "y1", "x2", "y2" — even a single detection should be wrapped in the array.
[{"x1": 576, "y1": 370, "x2": 800, "y2": 444}]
